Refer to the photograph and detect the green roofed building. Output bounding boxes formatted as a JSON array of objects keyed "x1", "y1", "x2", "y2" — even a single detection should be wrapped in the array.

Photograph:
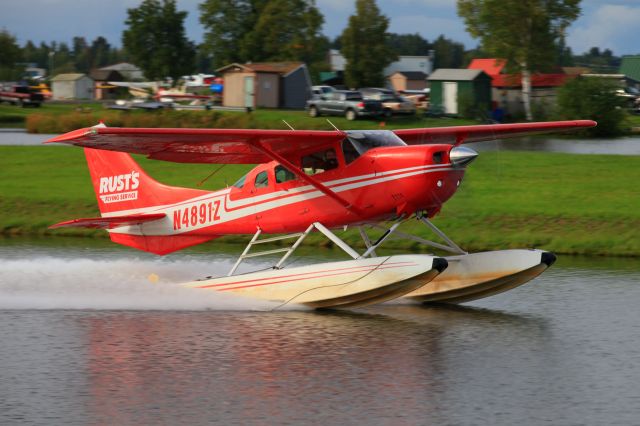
[
  {"x1": 428, "y1": 69, "x2": 491, "y2": 116},
  {"x1": 619, "y1": 56, "x2": 640, "y2": 86}
]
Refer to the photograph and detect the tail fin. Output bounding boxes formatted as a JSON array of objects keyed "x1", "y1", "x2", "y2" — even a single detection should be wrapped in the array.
[
  {"x1": 83, "y1": 148, "x2": 217, "y2": 254},
  {"x1": 84, "y1": 147, "x2": 208, "y2": 215}
]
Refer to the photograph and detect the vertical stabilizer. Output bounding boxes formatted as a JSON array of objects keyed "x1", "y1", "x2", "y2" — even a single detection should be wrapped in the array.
[
  {"x1": 83, "y1": 148, "x2": 217, "y2": 254},
  {"x1": 84, "y1": 148, "x2": 208, "y2": 215}
]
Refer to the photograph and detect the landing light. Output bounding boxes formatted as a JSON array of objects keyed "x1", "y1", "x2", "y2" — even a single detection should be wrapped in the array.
[{"x1": 449, "y1": 146, "x2": 478, "y2": 167}]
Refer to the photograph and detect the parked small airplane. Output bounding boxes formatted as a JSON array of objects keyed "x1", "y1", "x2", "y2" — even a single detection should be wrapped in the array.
[{"x1": 48, "y1": 119, "x2": 595, "y2": 309}]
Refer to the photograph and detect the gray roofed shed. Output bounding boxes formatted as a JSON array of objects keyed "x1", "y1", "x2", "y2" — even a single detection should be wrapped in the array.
[
  {"x1": 428, "y1": 69, "x2": 491, "y2": 116},
  {"x1": 51, "y1": 73, "x2": 95, "y2": 100},
  {"x1": 428, "y1": 69, "x2": 486, "y2": 81}
]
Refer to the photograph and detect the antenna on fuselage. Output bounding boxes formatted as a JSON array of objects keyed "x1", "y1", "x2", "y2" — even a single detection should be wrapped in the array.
[
  {"x1": 196, "y1": 164, "x2": 226, "y2": 187},
  {"x1": 326, "y1": 119, "x2": 341, "y2": 132},
  {"x1": 282, "y1": 120, "x2": 295, "y2": 130}
]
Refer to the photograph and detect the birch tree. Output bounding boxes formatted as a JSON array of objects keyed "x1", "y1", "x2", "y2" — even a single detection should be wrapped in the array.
[{"x1": 457, "y1": 0, "x2": 580, "y2": 120}]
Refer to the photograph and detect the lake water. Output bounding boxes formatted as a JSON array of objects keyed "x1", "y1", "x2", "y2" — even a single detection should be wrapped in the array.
[
  {"x1": 2, "y1": 129, "x2": 640, "y2": 155},
  {"x1": 1, "y1": 239, "x2": 639, "y2": 425}
]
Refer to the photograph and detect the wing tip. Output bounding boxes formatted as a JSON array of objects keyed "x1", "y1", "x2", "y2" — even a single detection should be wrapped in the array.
[
  {"x1": 45, "y1": 127, "x2": 94, "y2": 144},
  {"x1": 575, "y1": 119, "x2": 597, "y2": 128}
]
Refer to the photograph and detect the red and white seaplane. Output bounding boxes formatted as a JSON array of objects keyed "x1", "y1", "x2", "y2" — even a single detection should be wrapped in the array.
[{"x1": 48, "y1": 119, "x2": 595, "y2": 309}]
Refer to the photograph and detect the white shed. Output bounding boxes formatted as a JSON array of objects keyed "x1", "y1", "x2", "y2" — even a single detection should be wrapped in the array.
[{"x1": 51, "y1": 73, "x2": 95, "y2": 100}]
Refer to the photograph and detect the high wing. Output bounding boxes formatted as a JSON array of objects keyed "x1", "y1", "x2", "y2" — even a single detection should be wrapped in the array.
[
  {"x1": 47, "y1": 121, "x2": 596, "y2": 165},
  {"x1": 47, "y1": 127, "x2": 344, "y2": 164},
  {"x1": 393, "y1": 120, "x2": 596, "y2": 145}
]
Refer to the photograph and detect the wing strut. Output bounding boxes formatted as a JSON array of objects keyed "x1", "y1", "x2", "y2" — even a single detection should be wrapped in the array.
[{"x1": 248, "y1": 139, "x2": 364, "y2": 217}]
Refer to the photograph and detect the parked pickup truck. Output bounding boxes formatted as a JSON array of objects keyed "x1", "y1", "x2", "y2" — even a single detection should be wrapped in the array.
[
  {"x1": 360, "y1": 87, "x2": 416, "y2": 116},
  {"x1": 307, "y1": 90, "x2": 383, "y2": 120},
  {"x1": 0, "y1": 85, "x2": 45, "y2": 107}
]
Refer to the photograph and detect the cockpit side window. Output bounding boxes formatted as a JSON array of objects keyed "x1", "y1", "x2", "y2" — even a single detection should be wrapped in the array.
[
  {"x1": 275, "y1": 165, "x2": 296, "y2": 183},
  {"x1": 301, "y1": 148, "x2": 339, "y2": 175},
  {"x1": 342, "y1": 138, "x2": 360, "y2": 164},
  {"x1": 254, "y1": 171, "x2": 269, "y2": 188}
]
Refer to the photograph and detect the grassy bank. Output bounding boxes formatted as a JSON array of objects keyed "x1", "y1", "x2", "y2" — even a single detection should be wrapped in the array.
[
  {"x1": 2, "y1": 100, "x2": 639, "y2": 134},
  {"x1": 0, "y1": 102, "x2": 104, "y2": 128},
  {"x1": 628, "y1": 114, "x2": 640, "y2": 131},
  {"x1": 1, "y1": 102, "x2": 479, "y2": 133},
  {"x1": 1, "y1": 146, "x2": 638, "y2": 256}
]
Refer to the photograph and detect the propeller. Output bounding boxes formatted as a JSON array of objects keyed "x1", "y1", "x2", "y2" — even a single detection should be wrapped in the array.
[{"x1": 449, "y1": 146, "x2": 479, "y2": 167}]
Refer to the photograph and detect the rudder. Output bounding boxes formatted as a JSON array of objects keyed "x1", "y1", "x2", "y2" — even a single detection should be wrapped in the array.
[
  {"x1": 83, "y1": 148, "x2": 218, "y2": 255},
  {"x1": 84, "y1": 147, "x2": 209, "y2": 215}
]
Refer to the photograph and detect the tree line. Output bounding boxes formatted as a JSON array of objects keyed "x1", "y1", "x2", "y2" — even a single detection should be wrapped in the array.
[
  {"x1": 0, "y1": 0, "x2": 471, "y2": 87},
  {"x1": 0, "y1": 32, "x2": 130, "y2": 81},
  {"x1": 0, "y1": 0, "x2": 627, "y2": 94}
]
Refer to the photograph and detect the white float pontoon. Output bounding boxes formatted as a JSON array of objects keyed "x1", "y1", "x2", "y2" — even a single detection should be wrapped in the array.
[{"x1": 182, "y1": 222, "x2": 448, "y2": 309}]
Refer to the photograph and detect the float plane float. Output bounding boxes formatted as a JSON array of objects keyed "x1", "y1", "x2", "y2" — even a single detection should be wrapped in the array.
[{"x1": 47, "y1": 119, "x2": 596, "y2": 309}]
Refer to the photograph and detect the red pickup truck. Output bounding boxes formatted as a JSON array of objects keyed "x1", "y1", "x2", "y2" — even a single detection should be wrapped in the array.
[{"x1": 0, "y1": 85, "x2": 45, "y2": 107}]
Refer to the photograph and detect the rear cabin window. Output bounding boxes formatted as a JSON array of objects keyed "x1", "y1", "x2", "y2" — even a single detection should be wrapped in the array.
[
  {"x1": 275, "y1": 165, "x2": 296, "y2": 183},
  {"x1": 254, "y1": 171, "x2": 269, "y2": 188},
  {"x1": 232, "y1": 174, "x2": 246, "y2": 189},
  {"x1": 301, "y1": 148, "x2": 339, "y2": 175}
]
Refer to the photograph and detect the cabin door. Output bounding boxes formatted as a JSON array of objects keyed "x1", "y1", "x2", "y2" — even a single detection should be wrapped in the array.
[
  {"x1": 443, "y1": 82, "x2": 458, "y2": 114},
  {"x1": 244, "y1": 76, "x2": 254, "y2": 108}
]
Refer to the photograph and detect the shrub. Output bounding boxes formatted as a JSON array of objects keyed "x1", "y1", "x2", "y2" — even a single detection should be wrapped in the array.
[
  {"x1": 556, "y1": 77, "x2": 627, "y2": 137},
  {"x1": 457, "y1": 91, "x2": 491, "y2": 121}
]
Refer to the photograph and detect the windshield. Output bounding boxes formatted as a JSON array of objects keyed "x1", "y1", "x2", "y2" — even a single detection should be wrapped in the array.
[
  {"x1": 344, "y1": 130, "x2": 407, "y2": 155},
  {"x1": 232, "y1": 174, "x2": 246, "y2": 189}
]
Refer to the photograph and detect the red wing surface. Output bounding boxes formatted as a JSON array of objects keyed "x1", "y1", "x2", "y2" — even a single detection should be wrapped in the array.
[
  {"x1": 48, "y1": 127, "x2": 344, "y2": 164},
  {"x1": 394, "y1": 120, "x2": 596, "y2": 145}
]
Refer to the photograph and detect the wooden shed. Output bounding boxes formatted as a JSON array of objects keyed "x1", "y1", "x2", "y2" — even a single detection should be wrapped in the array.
[
  {"x1": 428, "y1": 69, "x2": 491, "y2": 115},
  {"x1": 217, "y1": 62, "x2": 312, "y2": 109},
  {"x1": 89, "y1": 69, "x2": 125, "y2": 100},
  {"x1": 51, "y1": 73, "x2": 95, "y2": 100},
  {"x1": 388, "y1": 71, "x2": 428, "y2": 91}
]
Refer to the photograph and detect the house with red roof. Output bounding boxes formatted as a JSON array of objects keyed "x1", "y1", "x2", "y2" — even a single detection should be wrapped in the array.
[{"x1": 468, "y1": 58, "x2": 573, "y2": 116}]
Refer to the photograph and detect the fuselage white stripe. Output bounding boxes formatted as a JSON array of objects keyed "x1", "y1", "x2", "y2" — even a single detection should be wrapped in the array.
[
  {"x1": 104, "y1": 163, "x2": 452, "y2": 217},
  {"x1": 110, "y1": 166, "x2": 455, "y2": 235}
]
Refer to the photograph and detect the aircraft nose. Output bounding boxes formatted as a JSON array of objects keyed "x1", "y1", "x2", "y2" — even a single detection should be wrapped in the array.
[{"x1": 450, "y1": 146, "x2": 478, "y2": 167}]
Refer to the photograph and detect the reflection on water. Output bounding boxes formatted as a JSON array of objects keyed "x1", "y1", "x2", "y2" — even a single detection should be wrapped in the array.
[
  {"x1": 1, "y1": 241, "x2": 640, "y2": 425},
  {"x1": 0, "y1": 130, "x2": 57, "y2": 146},
  {"x1": 468, "y1": 135, "x2": 640, "y2": 155}
]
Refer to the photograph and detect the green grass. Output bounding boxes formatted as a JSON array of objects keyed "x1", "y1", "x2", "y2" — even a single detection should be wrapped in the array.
[
  {"x1": 2, "y1": 100, "x2": 481, "y2": 133},
  {"x1": 1, "y1": 146, "x2": 639, "y2": 256},
  {"x1": 419, "y1": 151, "x2": 640, "y2": 256},
  {"x1": 246, "y1": 108, "x2": 478, "y2": 131},
  {"x1": 0, "y1": 102, "x2": 103, "y2": 128},
  {"x1": 627, "y1": 113, "x2": 640, "y2": 129}
]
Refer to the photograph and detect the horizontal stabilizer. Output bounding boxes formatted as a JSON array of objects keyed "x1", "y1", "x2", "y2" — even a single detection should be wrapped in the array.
[{"x1": 49, "y1": 213, "x2": 166, "y2": 229}]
